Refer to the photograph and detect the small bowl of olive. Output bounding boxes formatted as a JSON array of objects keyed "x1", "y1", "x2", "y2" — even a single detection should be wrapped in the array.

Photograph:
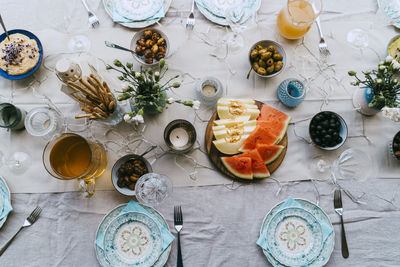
[
  {"x1": 130, "y1": 28, "x2": 169, "y2": 66},
  {"x1": 111, "y1": 154, "x2": 152, "y2": 196},
  {"x1": 248, "y1": 40, "x2": 286, "y2": 78}
]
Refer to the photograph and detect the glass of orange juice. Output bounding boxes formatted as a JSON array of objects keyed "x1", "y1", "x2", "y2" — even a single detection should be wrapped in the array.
[{"x1": 277, "y1": 0, "x2": 322, "y2": 39}]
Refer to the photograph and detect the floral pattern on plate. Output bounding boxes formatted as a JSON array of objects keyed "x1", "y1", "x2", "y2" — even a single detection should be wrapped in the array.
[
  {"x1": 260, "y1": 199, "x2": 335, "y2": 267},
  {"x1": 104, "y1": 212, "x2": 162, "y2": 267},
  {"x1": 266, "y1": 207, "x2": 323, "y2": 267},
  {"x1": 113, "y1": 0, "x2": 163, "y2": 21},
  {"x1": 200, "y1": 0, "x2": 258, "y2": 18},
  {"x1": 94, "y1": 204, "x2": 171, "y2": 267}
]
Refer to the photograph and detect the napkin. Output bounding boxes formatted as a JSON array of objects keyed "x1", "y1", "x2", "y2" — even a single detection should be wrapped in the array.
[
  {"x1": 256, "y1": 197, "x2": 333, "y2": 252},
  {"x1": 112, "y1": 2, "x2": 165, "y2": 23},
  {"x1": 0, "y1": 189, "x2": 12, "y2": 221},
  {"x1": 96, "y1": 200, "x2": 174, "y2": 254}
]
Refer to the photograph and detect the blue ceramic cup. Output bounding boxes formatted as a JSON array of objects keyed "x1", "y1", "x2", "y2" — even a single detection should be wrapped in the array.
[{"x1": 277, "y1": 78, "x2": 306, "y2": 107}]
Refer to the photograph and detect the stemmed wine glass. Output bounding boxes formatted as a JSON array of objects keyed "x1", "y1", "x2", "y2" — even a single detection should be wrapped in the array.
[
  {"x1": 310, "y1": 148, "x2": 375, "y2": 182},
  {"x1": 3, "y1": 151, "x2": 32, "y2": 174},
  {"x1": 224, "y1": 3, "x2": 257, "y2": 54}
]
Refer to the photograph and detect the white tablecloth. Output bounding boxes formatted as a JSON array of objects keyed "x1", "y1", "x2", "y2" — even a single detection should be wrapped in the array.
[{"x1": 0, "y1": 0, "x2": 399, "y2": 266}]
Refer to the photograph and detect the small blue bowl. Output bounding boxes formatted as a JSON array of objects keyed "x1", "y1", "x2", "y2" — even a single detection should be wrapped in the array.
[
  {"x1": 309, "y1": 111, "x2": 348, "y2": 151},
  {"x1": 277, "y1": 78, "x2": 306, "y2": 107},
  {"x1": 0, "y1": 29, "x2": 43, "y2": 80}
]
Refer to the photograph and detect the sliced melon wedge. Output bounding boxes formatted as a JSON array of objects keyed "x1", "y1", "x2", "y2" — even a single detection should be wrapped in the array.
[
  {"x1": 213, "y1": 115, "x2": 251, "y2": 127},
  {"x1": 217, "y1": 106, "x2": 260, "y2": 120},
  {"x1": 221, "y1": 156, "x2": 253, "y2": 180},
  {"x1": 213, "y1": 124, "x2": 257, "y2": 140},
  {"x1": 212, "y1": 120, "x2": 256, "y2": 132},
  {"x1": 213, "y1": 134, "x2": 249, "y2": 155},
  {"x1": 217, "y1": 98, "x2": 255, "y2": 106}
]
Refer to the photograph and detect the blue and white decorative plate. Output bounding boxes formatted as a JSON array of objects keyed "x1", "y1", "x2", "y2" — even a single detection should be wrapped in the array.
[
  {"x1": 195, "y1": 0, "x2": 261, "y2": 26},
  {"x1": 0, "y1": 176, "x2": 11, "y2": 229},
  {"x1": 113, "y1": 0, "x2": 163, "y2": 21},
  {"x1": 0, "y1": 29, "x2": 43, "y2": 80},
  {"x1": 104, "y1": 212, "x2": 162, "y2": 267},
  {"x1": 260, "y1": 199, "x2": 335, "y2": 267},
  {"x1": 95, "y1": 204, "x2": 171, "y2": 267},
  {"x1": 266, "y1": 207, "x2": 323, "y2": 266},
  {"x1": 103, "y1": 0, "x2": 172, "y2": 28},
  {"x1": 200, "y1": 0, "x2": 258, "y2": 18}
]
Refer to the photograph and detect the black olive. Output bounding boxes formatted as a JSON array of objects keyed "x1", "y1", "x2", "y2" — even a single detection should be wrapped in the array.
[{"x1": 316, "y1": 125, "x2": 323, "y2": 131}]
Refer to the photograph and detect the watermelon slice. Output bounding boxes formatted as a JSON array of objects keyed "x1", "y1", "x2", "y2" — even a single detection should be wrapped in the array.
[
  {"x1": 256, "y1": 120, "x2": 289, "y2": 143},
  {"x1": 256, "y1": 144, "x2": 285, "y2": 164},
  {"x1": 237, "y1": 149, "x2": 270, "y2": 178},
  {"x1": 221, "y1": 156, "x2": 253, "y2": 180},
  {"x1": 257, "y1": 104, "x2": 291, "y2": 124},
  {"x1": 239, "y1": 126, "x2": 280, "y2": 152}
]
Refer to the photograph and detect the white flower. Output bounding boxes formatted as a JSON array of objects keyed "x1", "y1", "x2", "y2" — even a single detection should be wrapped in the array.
[
  {"x1": 166, "y1": 97, "x2": 175, "y2": 104},
  {"x1": 192, "y1": 100, "x2": 201, "y2": 110},
  {"x1": 379, "y1": 61, "x2": 385, "y2": 65},
  {"x1": 123, "y1": 113, "x2": 132, "y2": 122},
  {"x1": 154, "y1": 71, "x2": 160, "y2": 76},
  {"x1": 376, "y1": 78, "x2": 383, "y2": 84},
  {"x1": 379, "y1": 65, "x2": 386, "y2": 71},
  {"x1": 393, "y1": 60, "x2": 400, "y2": 70},
  {"x1": 382, "y1": 107, "x2": 400, "y2": 122},
  {"x1": 386, "y1": 56, "x2": 394, "y2": 63},
  {"x1": 135, "y1": 72, "x2": 141, "y2": 78},
  {"x1": 130, "y1": 114, "x2": 144, "y2": 125}
]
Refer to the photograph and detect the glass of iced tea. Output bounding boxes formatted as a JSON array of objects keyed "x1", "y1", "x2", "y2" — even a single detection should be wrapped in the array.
[
  {"x1": 42, "y1": 133, "x2": 108, "y2": 197},
  {"x1": 277, "y1": 0, "x2": 322, "y2": 39}
]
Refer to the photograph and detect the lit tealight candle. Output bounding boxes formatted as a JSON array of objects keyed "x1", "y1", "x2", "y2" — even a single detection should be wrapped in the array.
[
  {"x1": 202, "y1": 85, "x2": 216, "y2": 95},
  {"x1": 169, "y1": 127, "x2": 189, "y2": 149}
]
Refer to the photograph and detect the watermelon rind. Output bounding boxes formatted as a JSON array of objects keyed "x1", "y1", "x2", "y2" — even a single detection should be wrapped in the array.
[
  {"x1": 221, "y1": 156, "x2": 253, "y2": 180},
  {"x1": 256, "y1": 144, "x2": 285, "y2": 164}
]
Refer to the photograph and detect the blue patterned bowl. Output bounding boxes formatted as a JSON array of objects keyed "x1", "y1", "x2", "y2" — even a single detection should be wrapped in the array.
[
  {"x1": 277, "y1": 78, "x2": 306, "y2": 107},
  {"x1": 0, "y1": 29, "x2": 43, "y2": 80}
]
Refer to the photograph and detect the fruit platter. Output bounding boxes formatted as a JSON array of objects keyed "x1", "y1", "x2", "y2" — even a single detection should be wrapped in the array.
[{"x1": 205, "y1": 98, "x2": 291, "y2": 180}]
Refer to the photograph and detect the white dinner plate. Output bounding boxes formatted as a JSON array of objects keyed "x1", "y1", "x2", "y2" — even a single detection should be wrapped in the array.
[{"x1": 0, "y1": 176, "x2": 11, "y2": 229}]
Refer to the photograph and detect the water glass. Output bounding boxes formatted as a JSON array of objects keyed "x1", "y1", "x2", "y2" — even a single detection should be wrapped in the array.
[
  {"x1": 135, "y1": 173, "x2": 172, "y2": 206},
  {"x1": 277, "y1": 78, "x2": 306, "y2": 107},
  {"x1": 25, "y1": 107, "x2": 63, "y2": 139}
]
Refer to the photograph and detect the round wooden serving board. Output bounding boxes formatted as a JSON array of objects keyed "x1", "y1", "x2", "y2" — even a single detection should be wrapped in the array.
[{"x1": 205, "y1": 101, "x2": 288, "y2": 180}]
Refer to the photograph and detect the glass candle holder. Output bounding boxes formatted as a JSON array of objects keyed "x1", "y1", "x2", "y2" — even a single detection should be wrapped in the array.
[
  {"x1": 0, "y1": 103, "x2": 26, "y2": 130},
  {"x1": 164, "y1": 119, "x2": 197, "y2": 153},
  {"x1": 25, "y1": 107, "x2": 63, "y2": 139},
  {"x1": 277, "y1": 78, "x2": 306, "y2": 107},
  {"x1": 195, "y1": 76, "x2": 223, "y2": 106}
]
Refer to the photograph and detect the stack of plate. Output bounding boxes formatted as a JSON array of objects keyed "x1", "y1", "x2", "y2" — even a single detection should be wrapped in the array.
[
  {"x1": 0, "y1": 176, "x2": 12, "y2": 229},
  {"x1": 103, "y1": 0, "x2": 172, "y2": 28},
  {"x1": 195, "y1": 0, "x2": 261, "y2": 26},
  {"x1": 95, "y1": 203, "x2": 172, "y2": 267},
  {"x1": 258, "y1": 198, "x2": 334, "y2": 267}
]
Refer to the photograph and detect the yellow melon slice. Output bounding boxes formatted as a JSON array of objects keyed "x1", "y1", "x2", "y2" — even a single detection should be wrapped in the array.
[
  {"x1": 213, "y1": 134, "x2": 250, "y2": 155},
  {"x1": 213, "y1": 124, "x2": 257, "y2": 140},
  {"x1": 213, "y1": 115, "x2": 251, "y2": 127},
  {"x1": 217, "y1": 106, "x2": 260, "y2": 120},
  {"x1": 217, "y1": 98, "x2": 255, "y2": 106},
  {"x1": 212, "y1": 120, "x2": 256, "y2": 132}
]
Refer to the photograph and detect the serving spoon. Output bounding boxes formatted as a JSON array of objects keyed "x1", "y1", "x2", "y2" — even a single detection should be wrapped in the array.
[
  {"x1": 0, "y1": 14, "x2": 10, "y2": 41},
  {"x1": 104, "y1": 40, "x2": 134, "y2": 53}
]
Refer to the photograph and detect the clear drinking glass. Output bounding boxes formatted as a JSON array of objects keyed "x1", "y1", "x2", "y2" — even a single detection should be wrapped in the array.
[
  {"x1": 331, "y1": 148, "x2": 375, "y2": 182},
  {"x1": 25, "y1": 107, "x2": 63, "y2": 139},
  {"x1": 135, "y1": 173, "x2": 172, "y2": 206},
  {"x1": 0, "y1": 103, "x2": 26, "y2": 130},
  {"x1": 277, "y1": 0, "x2": 322, "y2": 39},
  {"x1": 225, "y1": 4, "x2": 257, "y2": 54}
]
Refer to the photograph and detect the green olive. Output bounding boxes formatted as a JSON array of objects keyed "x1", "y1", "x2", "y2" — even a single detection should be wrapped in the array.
[
  {"x1": 275, "y1": 61, "x2": 283, "y2": 72},
  {"x1": 252, "y1": 62, "x2": 260, "y2": 71},
  {"x1": 267, "y1": 45, "x2": 276, "y2": 53},
  {"x1": 266, "y1": 58, "x2": 274, "y2": 66},
  {"x1": 273, "y1": 53, "x2": 283, "y2": 61},
  {"x1": 250, "y1": 49, "x2": 259, "y2": 59},
  {"x1": 255, "y1": 45, "x2": 263, "y2": 51},
  {"x1": 258, "y1": 49, "x2": 267, "y2": 54},
  {"x1": 257, "y1": 67, "x2": 267, "y2": 76},
  {"x1": 266, "y1": 65, "x2": 275, "y2": 74},
  {"x1": 258, "y1": 59, "x2": 267, "y2": 68},
  {"x1": 260, "y1": 52, "x2": 272, "y2": 61}
]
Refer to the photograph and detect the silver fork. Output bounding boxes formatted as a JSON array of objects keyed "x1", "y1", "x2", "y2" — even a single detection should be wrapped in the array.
[
  {"x1": 0, "y1": 206, "x2": 42, "y2": 256},
  {"x1": 80, "y1": 0, "x2": 100, "y2": 28},
  {"x1": 186, "y1": 0, "x2": 195, "y2": 30},
  {"x1": 315, "y1": 15, "x2": 330, "y2": 56},
  {"x1": 334, "y1": 188, "x2": 349, "y2": 258},
  {"x1": 174, "y1": 206, "x2": 184, "y2": 267}
]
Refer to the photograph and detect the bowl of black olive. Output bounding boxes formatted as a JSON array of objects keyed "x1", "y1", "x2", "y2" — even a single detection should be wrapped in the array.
[
  {"x1": 309, "y1": 111, "x2": 348, "y2": 150},
  {"x1": 111, "y1": 154, "x2": 152, "y2": 196},
  {"x1": 131, "y1": 28, "x2": 169, "y2": 66},
  {"x1": 248, "y1": 40, "x2": 286, "y2": 78}
]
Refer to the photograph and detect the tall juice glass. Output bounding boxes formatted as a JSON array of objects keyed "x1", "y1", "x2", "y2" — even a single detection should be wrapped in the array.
[
  {"x1": 43, "y1": 133, "x2": 108, "y2": 197},
  {"x1": 277, "y1": 0, "x2": 322, "y2": 39}
]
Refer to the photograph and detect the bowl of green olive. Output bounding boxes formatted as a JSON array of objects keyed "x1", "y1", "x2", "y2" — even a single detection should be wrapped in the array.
[{"x1": 248, "y1": 40, "x2": 286, "y2": 78}]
